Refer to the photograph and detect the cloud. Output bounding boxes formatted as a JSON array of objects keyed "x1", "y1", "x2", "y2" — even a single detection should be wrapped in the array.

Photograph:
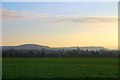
[
  {"x1": 53, "y1": 15, "x2": 117, "y2": 23},
  {"x1": 1, "y1": 9, "x2": 17, "y2": 19},
  {"x1": 1, "y1": 9, "x2": 48, "y2": 20},
  {"x1": 1, "y1": 9, "x2": 117, "y2": 23}
]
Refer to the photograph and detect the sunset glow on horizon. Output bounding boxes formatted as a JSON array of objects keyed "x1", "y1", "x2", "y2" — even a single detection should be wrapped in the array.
[{"x1": 2, "y1": 2, "x2": 118, "y2": 49}]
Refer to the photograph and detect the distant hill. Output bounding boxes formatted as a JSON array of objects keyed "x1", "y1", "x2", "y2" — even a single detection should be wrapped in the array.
[
  {"x1": 79, "y1": 46, "x2": 108, "y2": 51},
  {"x1": 51, "y1": 46, "x2": 108, "y2": 51},
  {"x1": 2, "y1": 44, "x2": 49, "y2": 50},
  {"x1": 2, "y1": 44, "x2": 108, "y2": 51}
]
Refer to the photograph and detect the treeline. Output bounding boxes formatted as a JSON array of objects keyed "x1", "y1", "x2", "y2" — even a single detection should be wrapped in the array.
[{"x1": 2, "y1": 48, "x2": 119, "y2": 58}]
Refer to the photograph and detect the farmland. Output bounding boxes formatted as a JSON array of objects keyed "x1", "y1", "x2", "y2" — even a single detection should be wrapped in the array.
[{"x1": 2, "y1": 58, "x2": 118, "y2": 79}]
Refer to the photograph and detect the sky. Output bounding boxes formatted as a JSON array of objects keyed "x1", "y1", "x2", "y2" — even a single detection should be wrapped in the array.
[{"x1": 1, "y1": 2, "x2": 118, "y2": 49}]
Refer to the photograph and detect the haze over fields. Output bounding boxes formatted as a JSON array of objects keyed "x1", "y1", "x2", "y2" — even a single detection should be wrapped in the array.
[
  {"x1": 1, "y1": 2, "x2": 118, "y2": 49},
  {"x1": 2, "y1": 44, "x2": 108, "y2": 51}
]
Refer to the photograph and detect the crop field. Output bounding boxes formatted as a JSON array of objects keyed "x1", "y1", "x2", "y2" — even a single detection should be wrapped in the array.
[{"x1": 2, "y1": 58, "x2": 118, "y2": 79}]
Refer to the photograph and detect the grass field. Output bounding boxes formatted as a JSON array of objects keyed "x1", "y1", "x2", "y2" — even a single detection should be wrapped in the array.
[{"x1": 2, "y1": 58, "x2": 118, "y2": 79}]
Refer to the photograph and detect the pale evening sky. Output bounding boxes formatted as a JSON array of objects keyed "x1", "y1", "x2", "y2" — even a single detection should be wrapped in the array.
[{"x1": 2, "y1": 2, "x2": 118, "y2": 49}]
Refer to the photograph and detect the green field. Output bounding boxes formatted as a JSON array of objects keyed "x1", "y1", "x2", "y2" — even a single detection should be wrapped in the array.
[{"x1": 2, "y1": 58, "x2": 118, "y2": 79}]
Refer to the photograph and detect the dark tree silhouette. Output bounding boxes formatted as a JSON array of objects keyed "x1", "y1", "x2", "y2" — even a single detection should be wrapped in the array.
[{"x1": 2, "y1": 48, "x2": 119, "y2": 58}]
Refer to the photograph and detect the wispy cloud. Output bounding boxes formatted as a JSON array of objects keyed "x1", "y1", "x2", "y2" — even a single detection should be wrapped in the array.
[
  {"x1": 1, "y1": 9, "x2": 117, "y2": 24},
  {"x1": 53, "y1": 15, "x2": 117, "y2": 23},
  {"x1": 1, "y1": 9, "x2": 48, "y2": 20}
]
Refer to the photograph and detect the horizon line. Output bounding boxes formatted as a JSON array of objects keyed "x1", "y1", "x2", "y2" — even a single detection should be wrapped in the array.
[{"x1": 1, "y1": 43, "x2": 118, "y2": 50}]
